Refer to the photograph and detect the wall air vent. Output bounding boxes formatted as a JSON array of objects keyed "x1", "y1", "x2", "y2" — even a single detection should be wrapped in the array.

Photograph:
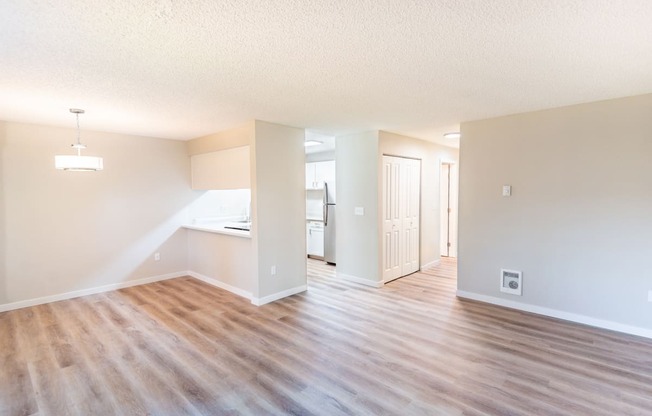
[{"x1": 500, "y1": 269, "x2": 522, "y2": 296}]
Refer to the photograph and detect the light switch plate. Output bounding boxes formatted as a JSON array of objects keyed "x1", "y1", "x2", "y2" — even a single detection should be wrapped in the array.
[
  {"x1": 354, "y1": 207, "x2": 364, "y2": 216},
  {"x1": 648, "y1": 290, "x2": 652, "y2": 302},
  {"x1": 502, "y1": 185, "x2": 512, "y2": 197}
]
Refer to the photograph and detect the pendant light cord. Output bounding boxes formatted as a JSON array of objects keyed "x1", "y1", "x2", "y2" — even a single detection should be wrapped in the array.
[{"x1": 76, "y1": 112, "x2": 82, "y2": 156}]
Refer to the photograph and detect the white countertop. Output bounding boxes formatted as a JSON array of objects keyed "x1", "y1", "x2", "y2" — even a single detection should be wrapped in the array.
[{"x1": 182, "y1": 217, "x2": 251, "y2": 238}]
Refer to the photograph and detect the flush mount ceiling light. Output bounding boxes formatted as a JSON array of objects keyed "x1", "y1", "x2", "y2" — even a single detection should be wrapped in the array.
[
  {"x1": 443, "y1": 132, "x2": 461, "y2": 140},
  {"x1": 304, "y1": 140, "x2": 323, "y2": 147},
  {"x1": 55, "y1": 109, "x2": 103, "y2": 171}
]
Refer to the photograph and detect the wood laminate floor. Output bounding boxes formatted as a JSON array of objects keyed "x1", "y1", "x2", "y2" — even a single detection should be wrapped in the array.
[{"x1": 1, "y1": 258, "x2": 652, "y2": 415}]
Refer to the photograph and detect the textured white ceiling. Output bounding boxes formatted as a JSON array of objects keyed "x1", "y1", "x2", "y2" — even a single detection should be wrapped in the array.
[{"x1": 2, "y1": 1, "x2": 652, "y2": 148}]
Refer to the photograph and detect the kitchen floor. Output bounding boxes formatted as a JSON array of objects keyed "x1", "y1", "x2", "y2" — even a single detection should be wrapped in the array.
[{"x1": 306, "y1": 258, "x2": 336, "y2": 280}]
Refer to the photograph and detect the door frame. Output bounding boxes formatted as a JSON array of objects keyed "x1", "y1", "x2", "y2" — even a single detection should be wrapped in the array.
[{"x1": 439, "y1": 159, "x2": 458, "y2": 258}]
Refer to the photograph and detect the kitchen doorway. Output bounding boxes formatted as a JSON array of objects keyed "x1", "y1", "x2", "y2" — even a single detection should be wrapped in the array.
[
  {"x1": 304, "y1": 133, "x2": 337, "y2": 270},
  {"x1": 440, "y1": 161, "x2": 458, "y2": 257}
]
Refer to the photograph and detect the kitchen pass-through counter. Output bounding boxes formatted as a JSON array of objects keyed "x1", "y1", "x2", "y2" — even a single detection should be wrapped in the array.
[{"x1": 182, "y1": 217, "x2": 251, "y2": 238}]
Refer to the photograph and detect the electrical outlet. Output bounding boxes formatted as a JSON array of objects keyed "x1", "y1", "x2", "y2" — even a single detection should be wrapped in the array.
[
  {"x1": 271, "y1": 266, "x2": 276, "y2": 276},
  {"x1": 154, "y1": 252, "x2": 160, "y2": 261}
]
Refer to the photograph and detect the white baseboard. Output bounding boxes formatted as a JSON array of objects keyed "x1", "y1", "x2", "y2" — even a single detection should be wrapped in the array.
[
  {"x1": 0, "y1": 269, "x2": 309, "y2": 313},
  {"x1": 187, "y1": 271, "x2": 253, "y2": 301},
  {"x1": 188, "y1": 272, "x2": 308, "y2": 306},
  {"x1": 456, "y1": 290, "x2": 652, "y2": 340},
  {"x1": 0, "y1": 271, "x2": 187, "y2": 313},
  {"x1": 421, "y1": 259, "x2": 442, "y2": 270},
  {"x1": 251, "y1": 285, "x2": 307, "y2": 306},
  {"x1": 338, "y1": 272, "x2": 384, "y2": 288}
]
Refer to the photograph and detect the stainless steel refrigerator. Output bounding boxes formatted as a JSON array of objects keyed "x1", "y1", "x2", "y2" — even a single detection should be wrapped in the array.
[{"x1": 323, "y1": 182, "x2": 336, "y2": 264}]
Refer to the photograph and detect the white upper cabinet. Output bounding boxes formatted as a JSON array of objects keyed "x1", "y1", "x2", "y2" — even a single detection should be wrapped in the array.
[
  {"x1": 305, "y1": 163, "x2": 316, "y2": 189},
  {"x1": 191, "y1": 146, "x2": 250, "y2": 190},
  {"x1": 306, "y1": 160, "x2": 335, "y2": 189}
]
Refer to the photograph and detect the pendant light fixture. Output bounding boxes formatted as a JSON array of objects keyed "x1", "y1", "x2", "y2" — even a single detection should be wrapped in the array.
[
  {"x1": 54, "y1": 108, "x2": 104, "y2": 171},
  {"x1": 443, "y1": 132, "x2": 461, "y2": 140}
]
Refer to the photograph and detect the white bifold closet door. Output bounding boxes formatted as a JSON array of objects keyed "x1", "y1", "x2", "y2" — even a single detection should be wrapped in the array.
[{"x1": 382, "y1": 155, "x2": 421, "y2": 283}]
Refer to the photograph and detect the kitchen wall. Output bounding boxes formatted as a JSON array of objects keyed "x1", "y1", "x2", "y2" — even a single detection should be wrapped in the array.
[
  {"x1": 185, "y1": 122, "x2": 257, "y2": 298},
  {"x1": 185, "y1": 120, "x2": 306, "y2": 303},
  {"x1": 252, "y1": 120, "x2": 306, "y2": 301},
  {"x1": 458, "y1": 93, "x2": 652, "y2": 336},
  {"x1": 305, "y1": 149, "x2": 335, "y2": 163},
  {"x1": 0, "y1": 121, "x2": 193, "y2": 307},
  {"x1": 187, "y1": 230, "x2": 254, "y2": 295},
  {"x1": 188, "y1": 189, "x2": 251, "y2": 220}
]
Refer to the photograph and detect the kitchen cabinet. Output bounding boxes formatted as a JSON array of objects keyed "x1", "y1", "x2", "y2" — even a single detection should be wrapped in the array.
[
  {"x1": 305, "y1": 160, "x2": 335, "y2": 189},
  {"x1": 307, "y1": 221, "x2": 324, "y2": 257},
  {"x1": 191, "y1": 146, "x2": 250, "y2": 190}
]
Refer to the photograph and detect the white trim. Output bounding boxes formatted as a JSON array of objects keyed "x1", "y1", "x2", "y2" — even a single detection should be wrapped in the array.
[
  {"x1": 382, "y1": 270, "x2": 423, "y2": 285},
  {"x1": 187, "y1": 271, "x2": 253, "y2": 301},
  {"x1": 421, "y1": 259, "x2": 442, "y2": 270},
  {"x1": 0, "y1": 271, "x2": 187, "y2": 313},
  {"x1": 456, "y1": 290, "x2": 652, "y2": 340},
  {"x1": 0, "y1": 269, "x2": 310, "y2": 312},
  {"x1": 382, "y1": 276, "x2": 402, "y2": 285},
  {"x1": 251, "y1": 285, "x2": 308, "y2": 306},
  {"x1": 338, "y1": 272, "x2": 384, "y2": 288}
]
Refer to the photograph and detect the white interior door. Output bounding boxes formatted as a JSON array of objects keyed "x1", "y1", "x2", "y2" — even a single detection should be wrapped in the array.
[
  {"x1": 404, "y1": 158, "x2": 421, "y2": 274},
  {"x1": 382, "y1": 157, "x2": 402, "y2": 282},
  {"x1": 383, "y1": 156, "x2": 421, "y2": 282}
]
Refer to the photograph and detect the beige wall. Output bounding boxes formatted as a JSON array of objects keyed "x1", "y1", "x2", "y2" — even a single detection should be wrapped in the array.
[
  {"x1": 0, "y1": 122, "x2": 6, "y2": 303},
  {"x1": 252, "y1": 120, "x2": 306, "y2": 299},
  {"x1": 336, "y1": 130, "x2": 458, "y2": 285},
  {"x1": 379, "y1": 131, "x2": 459, "y2": 269},
  {"x1": 186, "y1": 122, "x2": 253, "y2": 155},
  {"x1": 1, "y1": 121, "x2": 193, "y2": 305},
  {"x1": 459, "y1": 93, "x2": 652, "y2": 332},
  {"x1": 187, "y1": 230, "x2": 254, "y2": 293},
  {"x1": 336, "y1": 131, "x2": 381, "y2": 283}
]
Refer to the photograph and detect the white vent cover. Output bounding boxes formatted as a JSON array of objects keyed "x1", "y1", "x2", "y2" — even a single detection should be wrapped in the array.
[{"x1": 500, "y1": 269, "x2": 522, "y2": 296}]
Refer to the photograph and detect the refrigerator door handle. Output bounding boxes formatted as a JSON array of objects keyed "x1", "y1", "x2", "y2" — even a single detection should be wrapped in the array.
[{"x1": 323, "y1": 182, "x2": 329, "y2": 226}]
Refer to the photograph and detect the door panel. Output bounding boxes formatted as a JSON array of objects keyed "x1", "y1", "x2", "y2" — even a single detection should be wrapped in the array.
[
  {"x1": 382, "y1": 155, "x2": 421, "y2": 282},
  {"x1": 382, "y1": 157, "x2": 401, "y2": 281},
  {"x1": 402, "y1": 159, "x2": 420, "y2": 275}
]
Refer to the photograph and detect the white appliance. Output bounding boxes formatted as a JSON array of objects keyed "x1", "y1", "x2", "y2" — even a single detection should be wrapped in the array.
[
  {"x1": 323, "y1": 181, "x2": 336, "y2": 264},
  {"x1": 307, "y1": 221, "x2": 324, "y2": 257}
]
